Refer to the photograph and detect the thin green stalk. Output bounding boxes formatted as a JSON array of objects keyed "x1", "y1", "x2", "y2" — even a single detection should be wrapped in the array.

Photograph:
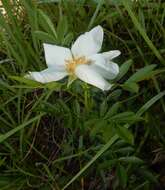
[{"x1": 83, "y1": 83, "x2": 90, "y2": 112}]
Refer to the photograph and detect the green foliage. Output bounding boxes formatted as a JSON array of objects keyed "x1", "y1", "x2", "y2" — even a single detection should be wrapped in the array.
[
  {"x1": 0, "y1": 0, "x2": 165, "y2": 190},
  {"x1": 117, "y1": 164, "x2": 127, "y2": 188}
]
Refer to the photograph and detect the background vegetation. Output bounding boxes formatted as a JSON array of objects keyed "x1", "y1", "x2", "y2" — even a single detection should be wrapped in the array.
[{"x1": 0, "y1": 0, "x2": 165, "y2": 189}]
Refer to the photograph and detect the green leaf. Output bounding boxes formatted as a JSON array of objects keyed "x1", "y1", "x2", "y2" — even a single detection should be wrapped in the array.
[
  {"x1": 100, "y1": 100, "x2": 108, "y2": 117},
  {"x1": 98, "y1": 159, "x2": 117, "y2": 170},
  {"x1": 119, "y1": 156, "x2": 144, "y2": 164},
  {"x1": 57, "y1": 16, "x2": 68, "y2": 43},
  {"x1": 107, "y1": 89, "x2": 122, "y2": 101},
  {"x1": 115, "y1": 125, "x2": 134, "y2": 145},
  {"x1": 90, "y1": 119, "x2": 107, "y2": 137},
  {"x1": 105, "y1": 102, "x2": 121, "y2": 118},
  {"x1": 0, "y1": 157, "x2": 6, "y2": 167},
  {"x1": 102, "y1": 123, "x2": 116, "y2": 143},
  {"x1": 117, "y1": 164, "x2": 127, "y2": 187},
  {"x1": 63, "y1": 33, "x2": 74, "y2": 46},
  {"x1": 34, "y1": 31, "x2": 56, "y2": 43},
  {"x1": 10, "y1": 76, "x2": 42, "y2": 88},
  {"x1": 126, "y1": 64, "x2": 156, "y2": 83},
  {"x1": 114, "y1": 147, "x2": 134, "y2": 155},
  {"x1": 116, "y1": 59, "x2": 133, "y2": 81},
  {"x1": 45, "y1": 81, "x2": 62, "y2": 90},
  {"x1": 139, "y1": 169, "x2": 158, "y2": 184},
  {"x1": 38, "y1": 9, "x2": 57, "y2": 39},
  {"x1": 111, "y1": 112, "x2": 143, "y2": 123},
  {"x1": 122, "y1": 82, "x2": 139, "y2": 93},
  {"x1": 10, "y1": 76, "x2": 62, "y2": 90}
]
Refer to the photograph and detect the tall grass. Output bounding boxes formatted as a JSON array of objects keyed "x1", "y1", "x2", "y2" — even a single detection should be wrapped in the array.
[{"x1": 0, "y1": 0, "x2": 165, "y2": 189}]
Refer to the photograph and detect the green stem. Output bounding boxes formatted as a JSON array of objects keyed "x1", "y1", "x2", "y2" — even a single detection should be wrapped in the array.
[{"x1": 83, "y1": 83, "x2": 90, "y2": 112}]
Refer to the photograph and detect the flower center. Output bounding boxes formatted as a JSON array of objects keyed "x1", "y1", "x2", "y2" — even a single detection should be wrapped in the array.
[{"x1": 65, "y1": 56, "x2": 91, "y2": 75}]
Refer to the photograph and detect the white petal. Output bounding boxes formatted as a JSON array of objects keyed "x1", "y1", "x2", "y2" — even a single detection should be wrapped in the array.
[
  {"x1": 71, "y1": 25, "x2": 103, "y2": 57},
  {"x1": 26, "y1": 67, "x2": 67, "y2": 83},
  {"x1": 102, "y1": 50, "x2": 121, "y2": 61},
  {"x1": 75, "y1": 65, "x2": 112, "y2": 91},
  {"x1": 43, "y1": 43, "x2": 72, "y2": 67},
  {"x1": 89, "y1": 54, "x2": 119, "y2": 80}
]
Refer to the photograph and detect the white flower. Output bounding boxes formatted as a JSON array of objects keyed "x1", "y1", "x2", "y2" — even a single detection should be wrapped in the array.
[{"x1": 26, "y1": 25, "x2": 121, "y2": 91}]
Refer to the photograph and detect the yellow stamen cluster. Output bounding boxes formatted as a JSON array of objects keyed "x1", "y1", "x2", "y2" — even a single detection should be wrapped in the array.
[{"x1": 65, "y1": 56, "x2": 91, "y2": 75}]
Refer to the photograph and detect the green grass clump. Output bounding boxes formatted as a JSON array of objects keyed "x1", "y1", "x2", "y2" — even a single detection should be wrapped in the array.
[{"x1": 0, "y1": 0, "x2": 165, "y2": 189}]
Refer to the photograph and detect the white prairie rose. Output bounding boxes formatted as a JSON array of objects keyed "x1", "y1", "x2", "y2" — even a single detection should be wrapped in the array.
[{"x1": 26, "y1": 25, "x2": 121, "y2": 91}]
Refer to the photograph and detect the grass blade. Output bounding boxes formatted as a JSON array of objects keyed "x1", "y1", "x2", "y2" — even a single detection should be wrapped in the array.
[
  {"x1": 136, "y1": 91, "x2": 165, "y2": 117},
  {"x1": 62, "y1": 135, "x2": 118, "y2": 190},
  {"x1": 123, "y1": 1, "x2": 165, "y2": 65},
  {"x1": 0, "y1": 113, "x2": 45, "y2": 143},
  {"x1": 62, "y1": 90, "x2": 165, "y2": 189}
]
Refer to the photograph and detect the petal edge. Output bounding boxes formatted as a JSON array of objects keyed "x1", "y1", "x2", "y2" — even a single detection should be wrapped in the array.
[
  {"x1": 25, "y1": 68, "x2": 67, "y2": 83},
  {"x1": 43, "y1": 43, "x2": 72, "y2": 67},
  {"x1": 71, "y1": 25, "x2": 104, "y2": 57},
  {"x1": 75, "y1": 64, "x2": 112, "y2": 91}
]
